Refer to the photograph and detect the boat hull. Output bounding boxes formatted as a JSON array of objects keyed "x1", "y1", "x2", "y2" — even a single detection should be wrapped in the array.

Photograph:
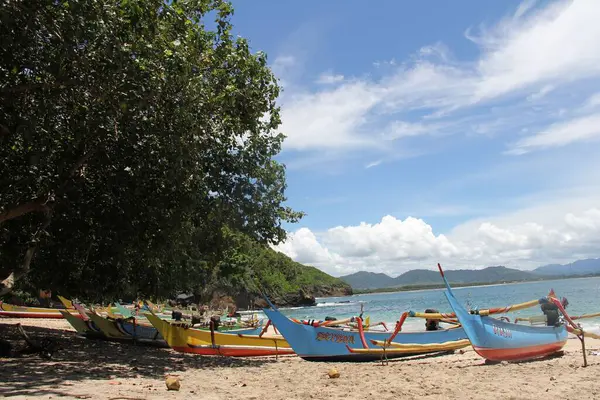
[
  {"x1": 473, "y1": 341, "x2": 567, "y2": 361},
  {"x1": 145, "y1": 312, "x2": 292, "y2": 357},
  {"x1": 263, "y1": 307, "x2": 468, "y2": 362},
  {"x1": 439, "y1": 264, "x2": 568, "y2": 362},
  {"x1": 0, "y1": 303, "x2": 80, "y2": 319}
]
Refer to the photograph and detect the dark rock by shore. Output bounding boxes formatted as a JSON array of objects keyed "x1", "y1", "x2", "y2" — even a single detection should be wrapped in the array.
[{"x1": 219, "y1": 284, "x2": 353, "y2": 310}]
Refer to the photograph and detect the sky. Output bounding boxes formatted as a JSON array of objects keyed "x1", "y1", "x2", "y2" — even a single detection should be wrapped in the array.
[{"x1": 228, "y1": 0, "x2": 600, "y2": 277}]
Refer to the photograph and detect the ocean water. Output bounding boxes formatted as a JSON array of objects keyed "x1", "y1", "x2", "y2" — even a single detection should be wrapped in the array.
[{"x1": 270, "y1": 277, "x2": 600, "y2": 332}]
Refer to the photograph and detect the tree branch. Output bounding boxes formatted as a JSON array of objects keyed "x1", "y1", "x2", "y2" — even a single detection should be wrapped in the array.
[
  {"x1": 0, "y1": 197, "x2": 50, "y2": 225},
  {"x1": 0, "y1": 148, "x2": 93, "y2": 225}
]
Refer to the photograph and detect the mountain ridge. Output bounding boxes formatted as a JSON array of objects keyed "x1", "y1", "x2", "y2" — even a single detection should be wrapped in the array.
[{"x1": 341, "y1": 258, "x2": 600, "y2": 289}]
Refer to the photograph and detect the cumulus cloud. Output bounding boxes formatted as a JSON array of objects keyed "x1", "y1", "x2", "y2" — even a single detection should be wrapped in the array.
[
  {"x1": 273, "y1": 206, "x2": 600, "y2": 276},
  {"x1": 276, "y1": 0, "x2": 600, "y2": 158}
]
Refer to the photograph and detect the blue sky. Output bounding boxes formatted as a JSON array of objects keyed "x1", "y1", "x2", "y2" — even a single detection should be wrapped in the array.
[{"x1": 229, "y1": 0, "x2": 600, "y2": 276}]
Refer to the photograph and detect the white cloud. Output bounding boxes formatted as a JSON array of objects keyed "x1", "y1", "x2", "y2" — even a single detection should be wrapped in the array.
[
  {"x1": 526, "y1": 84, "x2": 555, "y2": 102},
  {"x1": 276, "y1": 0, "x2": 600, "y2": 158},
  {"x1": 271, "y1": 55, "x2": 296, "y2": 86},
  {"x1": 506, "y1": 113, "x2": 600, "y2": 154},
  {"x1": 584, "y1": 92, "x2": 600, "y2": 109},
  {"x1": 471, "y1": 0, "x2": 600, "y2": 100},
  {"x1": 365, "y1": 160, "x2": 381, "y2": 169},
  {"x1": 279, "y1": 81, "x2": 383, "y2": 151},
  {"x1": 274, "y1": 203, "x2": 600, "y2": 276},
  {"x1": 316, "y1": 72, "x2": 344, "y2": 85},
  {"x1": 269, "y1": 1, "x2": 600, "y2": 276},
  {"x1": 513, "y1": 0, "x2": 538, "y2": 19}
]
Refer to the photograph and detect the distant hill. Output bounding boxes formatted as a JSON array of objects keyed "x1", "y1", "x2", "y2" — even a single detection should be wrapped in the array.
[
  {"x1": 394, "y1": 266, "x2": 536, "y2": 286},
  {"x1": 533, "y1": 258, "x2": 600, "y2": 276},
  {"x1": 340, "y1": 271, "x2": 395, "y2": 289},
  {"x1": 341, "y1": 266, "x2": 537, "y2": 290}
]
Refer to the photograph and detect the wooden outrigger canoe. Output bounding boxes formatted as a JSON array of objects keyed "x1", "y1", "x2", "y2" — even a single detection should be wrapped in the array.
[
  {"x1": 0, "y1": 296, "x2": 121, "y2": 319},
  {"x1": 60, "y1": 309, "x2": 105, "y2": 338},
  {"x1": 0, "y1": 302, "x2": 81, "y2": 319},
  {"x1": 262, "y1": 300, "x2": 469, "y2": 362},
  {"x1": 438, "y1": 263, "x2": 568, "y2": 362},
  {"x1": 145, "y1": 312, "x2": 294, "y2": 357},
  {"x1": 84, "y1": 311, "x2": 169, "y2": 347}
]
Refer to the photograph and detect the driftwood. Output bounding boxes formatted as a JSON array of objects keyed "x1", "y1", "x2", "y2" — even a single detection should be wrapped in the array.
[{"x1": 16, "y1": 323, "x2": 59, "y2": 359}]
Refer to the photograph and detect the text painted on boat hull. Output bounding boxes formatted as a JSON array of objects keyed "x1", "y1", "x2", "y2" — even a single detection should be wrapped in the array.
[
  {"x1": 316, "y1": 332, "x2": 356, "y2": 344},
  {"x1": 492, "y1": 325, "x2": 513, "y2": 338}
]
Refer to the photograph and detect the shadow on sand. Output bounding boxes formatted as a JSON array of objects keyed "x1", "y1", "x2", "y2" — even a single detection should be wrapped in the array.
[{"x1": 0, "y1": 322, "x2": 279, "y2": 398}]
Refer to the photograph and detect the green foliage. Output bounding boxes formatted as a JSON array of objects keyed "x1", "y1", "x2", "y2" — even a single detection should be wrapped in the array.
[
  {"x1": 0, "y1": 0, "x2": 307, "y2": 301},
  {"x1": 213, "y1": 228, "x2": 351, "y2": 300}
]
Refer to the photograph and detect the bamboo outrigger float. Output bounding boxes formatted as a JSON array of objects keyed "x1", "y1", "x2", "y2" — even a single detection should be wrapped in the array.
[{"x1": 409, "y1": 298, "x2": 545, "y2": 320}]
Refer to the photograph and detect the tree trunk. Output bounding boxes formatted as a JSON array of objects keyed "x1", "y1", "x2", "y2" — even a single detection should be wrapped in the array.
[{"x1": 0, "y1": 246, "x2": 36, "y2": 296}]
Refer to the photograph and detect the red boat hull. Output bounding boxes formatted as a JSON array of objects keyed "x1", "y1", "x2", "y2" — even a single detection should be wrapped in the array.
[{"x1": 474, "y1": 340, "x2": 567, "y2": 361}]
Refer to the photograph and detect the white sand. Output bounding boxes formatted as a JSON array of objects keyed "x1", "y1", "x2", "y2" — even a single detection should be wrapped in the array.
[{"x1": 1, "y1": 318, "x2": 598, "y2": 399}]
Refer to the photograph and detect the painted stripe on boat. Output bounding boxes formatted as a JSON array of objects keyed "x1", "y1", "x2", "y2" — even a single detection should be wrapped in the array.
[{"x1": 172, "y1": 345, "x2": 295, "y2": 357}]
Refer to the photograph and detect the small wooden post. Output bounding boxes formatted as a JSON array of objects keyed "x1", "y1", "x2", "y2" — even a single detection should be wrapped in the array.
[{"x1": 579, "y1": 325, "x2": 588, "y2": 367}]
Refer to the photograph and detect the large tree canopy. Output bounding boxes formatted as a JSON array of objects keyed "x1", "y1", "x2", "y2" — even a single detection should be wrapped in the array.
[{"x1": 0, "y1": 0, "x2": 305, "y2": 300}]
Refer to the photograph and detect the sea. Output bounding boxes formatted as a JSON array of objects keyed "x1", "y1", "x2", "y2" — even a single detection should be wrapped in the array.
[{"x1": 252, "y1": 277, "x2": 600, "y2": 333}]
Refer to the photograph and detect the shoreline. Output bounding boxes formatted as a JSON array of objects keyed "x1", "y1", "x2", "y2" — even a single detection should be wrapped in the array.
[{"x1": 1, "y1": 318, "x2": 599, "y2": 399}]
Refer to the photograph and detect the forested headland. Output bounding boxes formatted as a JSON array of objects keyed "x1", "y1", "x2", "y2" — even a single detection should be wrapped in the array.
[{"x1": 0, "y1": 0, "x2": 350, "y2": 307}]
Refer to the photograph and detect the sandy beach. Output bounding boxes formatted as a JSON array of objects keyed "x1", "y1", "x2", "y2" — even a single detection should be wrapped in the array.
[{"x1": 1, "y1": 318, "x2": 599, "y2": 400}]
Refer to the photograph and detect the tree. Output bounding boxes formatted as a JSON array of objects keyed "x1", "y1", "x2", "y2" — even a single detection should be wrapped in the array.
[{"x1": 0, "y1": 0, "x2": 303, "y2": 298}]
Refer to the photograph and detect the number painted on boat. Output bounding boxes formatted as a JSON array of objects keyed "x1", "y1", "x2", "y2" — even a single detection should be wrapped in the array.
[
  {"x1": 493, "y1": 325, "x2": 512, "y2": 338},
  {"x1": 316, "y1": 332, "x2": 356, "y2": 344}
]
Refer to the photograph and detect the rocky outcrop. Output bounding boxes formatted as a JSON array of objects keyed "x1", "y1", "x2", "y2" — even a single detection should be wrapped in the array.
[
  {"x1": 211, "y1": 283, "x2": 353, "y2": 310},
  {"x1": 304, "y1": 284, "x2": 353, "y2": 298}
]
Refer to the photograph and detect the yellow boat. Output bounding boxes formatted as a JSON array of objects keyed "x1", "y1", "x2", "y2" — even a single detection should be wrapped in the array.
[
  {"x1": 0, "y1": 302, "x2": 79, "y2": 319},
  {"x1": 145, "y1": 312, "x2": 294, "y2": 357}
]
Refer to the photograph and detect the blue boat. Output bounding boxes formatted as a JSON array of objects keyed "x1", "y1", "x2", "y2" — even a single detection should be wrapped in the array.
[
  {"x1": 263, "y1": 301, "x2": 468, "y2": 362},
  {"x1": 438, "y1": 263, "x2": 568, "y2": 362}
]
